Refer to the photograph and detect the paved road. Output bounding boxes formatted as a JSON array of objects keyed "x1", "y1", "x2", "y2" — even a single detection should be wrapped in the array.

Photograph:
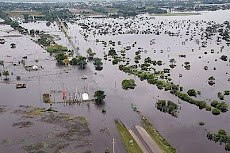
[
  {"x1": 128, "y1": 125, "x2": 164, "y2": 153},
  {"x1": 57, "y1": 17, "x2": 80, "y2": 56},
  {"x1": 129, "y1": 129, "x2": 150, "y2": 153},
  {"x1": 135, "y1": 126, "x2": 163, "y2": 153}
]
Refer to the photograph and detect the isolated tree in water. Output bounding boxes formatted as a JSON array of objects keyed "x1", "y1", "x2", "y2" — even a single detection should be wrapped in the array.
[
  {"x1": 3, "y1": 70, "x2": 9, "y2": 80},
  {"x1": 86, "y1": 48, "x2": 96, "y2": 60},
  {"x1": 94, "y1": 90, "x2": 106, "y2": 103},
  {"x1": 169, "y1": 58, "x2": 176, "y2": 68},
  {"x1": 93, "y1": 57, "x2": 103, "y2": 70}
]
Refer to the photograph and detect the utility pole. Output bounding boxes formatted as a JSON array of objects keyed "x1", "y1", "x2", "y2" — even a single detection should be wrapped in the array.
[
  {"x1": 178, "y1": 74, "x2": 182, "y2": 104},
  {"x1": 112, "y1": 138, "x2": 116, "y2": 153}
]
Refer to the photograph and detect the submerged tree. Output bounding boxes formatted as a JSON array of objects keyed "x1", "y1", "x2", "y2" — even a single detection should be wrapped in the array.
[
  {"x1": 93, "y1": 57, "x2": 103, "y2": 70},
  {"x1": 108, "y1": 48, "x2": 117, "y2": 57},
  {"x1": 86, "y1": 48, "x2": 96, "y2": 60},
  {"x1": 169, "y1": 58, "x2": 176, "y2": 68},
  {"x1": 69, "y1": 56, "x2": 87, "y2": 69},
  {"x1": 10, "y1": 43, "x2": 16, "y2": 48},
  {"x1": 3, "y1": 70, "x2": 9, "y2": 80},
  {"x1": 94, "y1": 90, "x2": 106, "y2": 103},
  {"x1": 76, "y1": 56, "x2": 87, "y2": 69},
  {"x1": 225, "y1": 143, "x2": 230, "y2": 151},
  {"x1": 122, "y1": 79, "x2": 136, "y2": 90},
  {"x1": 220, "y1": 55, "x2": 228, "y2": 61},
  {"x1": 212, "y1": 108, "x2": 220, "y2": 115},
  {"x1": 55, "y1": 53, "x2": 68, "y2": 64},
  {"x1": 0, "y1": 60, "x2": 4, "y2": 66},
  {"x1": 187, "y1": 89, "x2": 197, "y2": 97}
]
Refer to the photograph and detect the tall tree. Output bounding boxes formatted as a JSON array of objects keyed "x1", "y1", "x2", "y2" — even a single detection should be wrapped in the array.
[
  {"x1": 94, "y1": 90, "x2": 106, "y2": 103},
  {"x1": 3, "y1": 70, "x2": 9, "y2": 80}
]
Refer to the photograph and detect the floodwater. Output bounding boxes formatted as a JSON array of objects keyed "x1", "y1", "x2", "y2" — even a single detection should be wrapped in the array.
[{"x1": 0, "y1": 10, "x2": 230, "y2": 153}]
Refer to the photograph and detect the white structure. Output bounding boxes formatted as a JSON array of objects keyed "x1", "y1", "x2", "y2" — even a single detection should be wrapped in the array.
[
  {"x1": 32, "y1": 65, "x2": 38, "y2": 70},
  {"x1": 82, "y1": 93, "x2": 89, "y2": 101}
]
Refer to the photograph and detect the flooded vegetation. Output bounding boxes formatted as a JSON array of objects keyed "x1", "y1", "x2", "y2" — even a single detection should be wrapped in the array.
[
  {"x1": 1, "y1": 105, "x2": 91, "y2": 153},
  {"x1": 1, "y1": 0, "x2": 230, "y2": 152}
]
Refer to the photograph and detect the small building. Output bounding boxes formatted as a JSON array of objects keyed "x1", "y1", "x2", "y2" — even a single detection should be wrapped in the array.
[
  {"x1": 0, "y1": 19, "x2": 4, "y2": 24},
  {"x1": 82, "y1": 93, "x2": 89, "y2": 101}
]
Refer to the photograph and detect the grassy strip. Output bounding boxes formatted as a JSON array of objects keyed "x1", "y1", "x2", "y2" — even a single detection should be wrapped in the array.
[
  {"x1": 5, "y1": 11, "x2": 43, "y2": 17},
  {"x1": 115, "y1": 120, "x2": 143, "y2": 153},
  {"x1": 141, "y1": 116, "x2": 177, "y2": 153},
  {"x1": 152, "y1": 13, "x2": 200, "y2": 16}
]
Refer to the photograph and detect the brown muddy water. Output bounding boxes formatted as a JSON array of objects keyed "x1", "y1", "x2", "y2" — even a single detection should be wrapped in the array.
[{"x1": 1, "y1": 10, "x2": 230, "y2": 153}]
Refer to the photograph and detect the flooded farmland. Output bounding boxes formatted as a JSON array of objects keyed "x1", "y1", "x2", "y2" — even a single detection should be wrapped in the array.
[{"x1": 1, "y1": 10, "x2": 230, "y2": 153}]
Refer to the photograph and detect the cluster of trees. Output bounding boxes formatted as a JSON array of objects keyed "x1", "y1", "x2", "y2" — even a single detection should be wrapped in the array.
[
  {"x1": 47, "y1": 45, "x2": 68, "y2": 53},
  {"x1": 184, "y1": 61, "x2": 191, "y2": 70},
  {"x1": 3, "y1": 70, "x2": 9, "y2": 80},
  {"x1": 114, "y1": 46, "x2": 219, "y2": 116},
  {"x1": 37, "y1": 34, "x2": 54, "y2": 47},
  {"x1": 207, "y1": 129, "x2": 230, "y2": 151},
  {"x1": 211, "y1": 101, "x2": 228, "y2": 112},
  {"x1": 118, "y1": 61, "x2": 225, "y2": 115},
  {"x1": 143, "y1": 57, "x2": 163, "y2": 66},
  {"x1": 169, "y1": 58, "x2": 176, "y2": 68},
  {"x1": 108, "y1": 48, "x2": 117, "y2": 57},
  {"x1": 119, "y1": 64, "x2": 137, "y2": 73},
  {"x1": 170, "y1": 90, "x2": 209, "y2": 110},
  {"x1": 55, "y1": 52, "x2": 68, "y2": 64},
  {"x1": 93, "y1": 57, "x2": 103, "y2": 70},
  {"x1": 205, "y1": 21, "x2": 230, "y2": 43},
  {"x1": 91, "y1": 7, "x2": 108, "y2": 14},
  {"x1": 118, "y1": 59, "x2": 216, "y2": 115},
  {"x1": 134, "y1": 51, "x2": 141, "y2": 63},
  {"x1": 146, "y1": 7, "x2": 167, "y2": 14},
  {"x1": 194, "y1": 3, "x2": 230, "y2": 11},
  {"x1": 122, "y1": 79, "x2": 136, "y2": 90},
  {"x1": 94, "y1": 90, "x2": 106, "y2": 103},
  {"x1": 119, "y1": 64, "x2": 173, "y2": 91},
  {"x1": 69, "y1": 56, "x2": 87, "y2": 69},
  {"x1": 0, "y1": 10, "x2": 60, "y2": 53},
  {"x1": 156, "y1": 100, "x2": 179, "y2": 117},
  {"x1": 218, "y1": 92, "x2": 225, "y2": 100},
  {"x1": 0, "y1": 11, "x2": 27, "y2": 34},
  {"x1": 112, "y1": 57, "x2": 122, "y2": 65},
  {"x1": 141, "y1": 63, "x2": 151, "y2": 71},
  {"x1": 187, "y1": 89, "x2": 197, "y2": 97},
  {"x1": 29, "y1": 29, "x2": 40, "y2": 36},
  {"x1": 224, "y1": 90, "x2": 230, "y2": 95},
  {"x1": 208, "y1": 76, "x2": 215, "y2": 86},
  {"x1": 42, "y1": 9, "x2": 73, "y2": 22},
  {"x1": 220, "y1": 55, "x2": 228, "y2": 61},
  {"x1": 108, "y1": 1, "x2": 168, "y2": 17},
  {"x1": 212, "y1": 108, "x2": 221, "y2": 115},
  {"x1": 86, "y1": 48, "x2": 96, "y2": 60},
  {"x1": 144, "y1": 57, "x2": 152, "y2": 64}
]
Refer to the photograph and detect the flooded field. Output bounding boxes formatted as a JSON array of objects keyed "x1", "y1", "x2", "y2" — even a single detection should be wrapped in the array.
[{"x1": 1, "y1": 10, "x2": 230, "y2": 153}]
